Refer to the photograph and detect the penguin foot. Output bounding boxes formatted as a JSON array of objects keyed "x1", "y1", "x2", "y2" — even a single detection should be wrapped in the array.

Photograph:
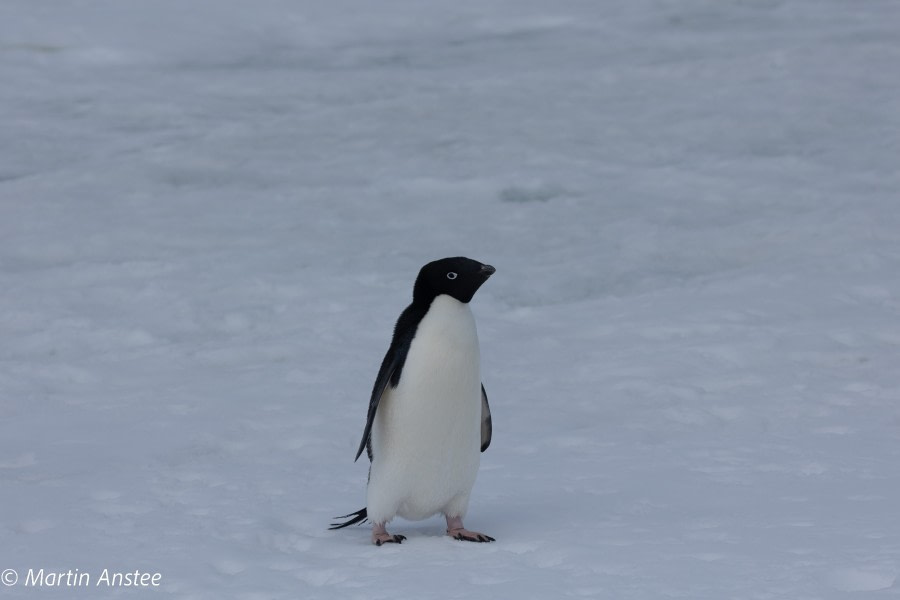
[
  {"x1": 372, "y1": 532, "x2": 406, "y2": 546},
  {"x1": 447, "y1": 527, "x2": 495, "y2": 543},
  {"x1": 372, "y1": 523, "x2": 406, "y2": 546},
  {"x1": 445, "y1": 516, "x2": 494, "y2": 542}
]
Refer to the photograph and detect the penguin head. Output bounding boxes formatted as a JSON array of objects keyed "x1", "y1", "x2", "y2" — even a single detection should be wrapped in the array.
[{"x1": 413, "y1": 257, "x2": 495, "y2": 304}]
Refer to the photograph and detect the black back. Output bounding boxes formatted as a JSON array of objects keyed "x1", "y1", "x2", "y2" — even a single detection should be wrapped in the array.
[{"x1": 354, "y1": 257, "x2": 495, "y2": 461}]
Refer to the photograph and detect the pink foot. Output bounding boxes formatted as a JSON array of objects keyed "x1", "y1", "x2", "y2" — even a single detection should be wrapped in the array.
[
  {"x1": 372, "y1": 522, "x2": 406, "y2": 546},
  {"x1": 445, "y1": 515, "x2": 495, "y2": 543}
]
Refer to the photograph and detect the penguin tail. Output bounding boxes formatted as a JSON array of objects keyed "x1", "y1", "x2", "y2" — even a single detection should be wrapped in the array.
[{"x1": 328, "y1": 507, "x2": 368, "y2": 530}]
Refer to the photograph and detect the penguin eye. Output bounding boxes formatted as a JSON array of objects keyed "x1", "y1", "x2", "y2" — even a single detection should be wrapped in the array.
[{"x1": 446, "y1": 272, "x2": 458, "y2": 280}]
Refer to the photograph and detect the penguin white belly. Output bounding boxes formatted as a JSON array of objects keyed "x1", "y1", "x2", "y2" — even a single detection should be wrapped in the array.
[{"x1": 367, "y1": 295, "x2": 482, "y2": 524}]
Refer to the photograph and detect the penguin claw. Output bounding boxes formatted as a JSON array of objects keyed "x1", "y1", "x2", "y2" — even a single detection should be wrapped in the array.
[
  {"x1": 373, "y1": 533, "x2": 406, "y2": 546},
  {"x1": 447, "y1": 528, "x2": 495, "y2": 543}
]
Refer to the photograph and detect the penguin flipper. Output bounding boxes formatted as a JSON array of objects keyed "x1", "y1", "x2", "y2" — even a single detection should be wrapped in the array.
[
  {"x1": 481, "y1": 384, "x2": 492, "y2": 452},
  {"x1": 355, "y1": 361, "x2": 394, "y2": 462},
  {"x1": 354, "y1": 303, "x2": 426, "y2": 462}
]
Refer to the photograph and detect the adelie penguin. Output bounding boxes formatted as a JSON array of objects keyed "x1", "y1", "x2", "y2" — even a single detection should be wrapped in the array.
[{"x1": 330, "y1": 257, "x2": 496, "y2": 545}]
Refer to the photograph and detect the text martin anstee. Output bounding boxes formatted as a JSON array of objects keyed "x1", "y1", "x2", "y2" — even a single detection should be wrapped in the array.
[{"x1": 25, "y1": 568, "x2": 162, "y2": 587}]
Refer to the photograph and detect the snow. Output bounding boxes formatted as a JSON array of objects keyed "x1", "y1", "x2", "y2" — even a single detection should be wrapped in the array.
[{"x1": 2, "y1": 0, "x2": 899, "y2": 597}]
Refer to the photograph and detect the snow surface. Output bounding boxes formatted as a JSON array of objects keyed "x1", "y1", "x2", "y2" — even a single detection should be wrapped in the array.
[{"x1": 2, "y1": 0, "x2": 900, "y2": 598}]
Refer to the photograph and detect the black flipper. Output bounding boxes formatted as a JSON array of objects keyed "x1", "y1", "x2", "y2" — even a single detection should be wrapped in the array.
[
  {"x1": 328, "y1": 508, "x2": 368, "y2": 530},
  {"x1": 480, "y1": 384, "x2": 492, "y2": 452},
  {"x1": 354, "y1": 302, "x2": 428, "y2": 462}
]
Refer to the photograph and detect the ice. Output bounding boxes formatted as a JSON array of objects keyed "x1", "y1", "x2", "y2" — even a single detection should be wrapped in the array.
[{"x1": 2, "y1": 0, "x2": 900, "y2": 598}]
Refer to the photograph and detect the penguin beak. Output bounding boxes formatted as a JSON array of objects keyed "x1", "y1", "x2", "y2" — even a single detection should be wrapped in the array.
[{"x1": 480, "y1": 264, "x2": 496, "y2": 277}]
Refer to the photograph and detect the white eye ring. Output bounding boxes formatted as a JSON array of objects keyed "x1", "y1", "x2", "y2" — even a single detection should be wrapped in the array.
[{"x1": 446, "y1": 272, "x2": 458, "y2": 280}]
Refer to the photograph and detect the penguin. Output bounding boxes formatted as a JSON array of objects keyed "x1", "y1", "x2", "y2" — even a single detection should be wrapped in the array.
[{"x1": 330, "y1": 257, "x2": 496, "y2": 545}]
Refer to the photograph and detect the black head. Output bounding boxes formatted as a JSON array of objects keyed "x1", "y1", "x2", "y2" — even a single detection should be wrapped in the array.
[{"x1": 412, "y1": 257, "x2": 495, "y2": 305}]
